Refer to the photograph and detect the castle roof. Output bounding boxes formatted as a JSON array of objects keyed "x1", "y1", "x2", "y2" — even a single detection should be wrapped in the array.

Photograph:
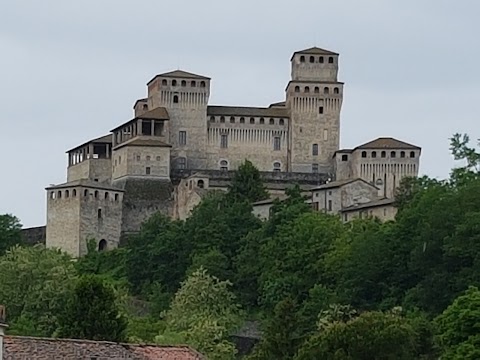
[
  {"x1": 133, "y1": 98, "x2": 148, "y2": 108},
  {"x1": 110, "y1": 107, "x2": 169, "y2": 132},
  {"x1": 291, "y1": 46, "x2": 339, "y2": 60},
  {"x1": 147, "y1": 70, "x2": 210, "y2": 85},
  {"x1": 312, "y1": 178, "x2": 379, "y2": 191},
  {"x1": 340, "y1": 197, "x2": 395, "y2": 212},
  {"x1": 3, "y1": 335, "x2": 204, "y2": 359},
  {"x1": 113, "y1": 137, "x2": 172, "y2": 150},
  {"x1": 66, "y1": 134, "x2": 112, "y2": 153},
  {"x1": 269, "y1": 101, "x2": 286, "y2": 108},
  {"x1": 207, "y1": 105, "x2": 289, "y2": 118},
  {"x1": 46, "y1": 179, "x2": 124, "y2": 192},
  {"x1": 355, "y1": 137, "x2": 421, "y2": 150}
]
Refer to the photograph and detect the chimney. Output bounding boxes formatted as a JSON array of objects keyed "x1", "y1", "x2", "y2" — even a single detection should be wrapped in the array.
[{"x1": 0, "y1": 305, "x2": 8, "y2": 359}]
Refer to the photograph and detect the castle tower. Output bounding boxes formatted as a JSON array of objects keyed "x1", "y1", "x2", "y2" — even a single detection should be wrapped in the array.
[
  {"x1": 46, "y1": 181, "x2": 123, "y2": 257},
  {"x1": 147, "y1": 70, "x2": 210, "y2": 170},
  {"x1": 286, "y1": 47, "x2": 343, "y2": 173}
]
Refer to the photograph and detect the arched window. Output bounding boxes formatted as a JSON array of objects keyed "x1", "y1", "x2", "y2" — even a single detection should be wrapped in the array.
[
  {"x1": 410, "y1": 151, "x2": 415, "y2": 158},
  {"x1": 115, "y1": 193, "x2": 119, "y2": 201},
  {"x1": 300, "y1": 55, "x2": 305, "y2": 63},
  {"x1": 259, "y1": 118, "x2": 265, "y2": 124},
  {"x1": 391, "y1": 151, "x2": 396, "y2": 158},
  {"x1": 230, "y1": 116, "x2": 235, "y2": 123},
  {"x1": 197, "y1": 179, "x2": 204, "y2": 188},
  {"x1": 220, "y1": 116, "x2": 225, "y2": 123},
  {"x1": 372, "y1": 151, "x2": 377, "y2": 158},
  {"x1": 181, "y1": 80, "x2": 186, "y2": 87},
  {"x1": 250, "y1": 117, "x2": 255, "y2": 124},
  {"x1": 314, "y1": 86, "x2": 320, "y2": 93},
  {"x1": 312, "y1": 144, "x2": 319, "y2": 156},
  {"x1": 98, "y1": 239, "x2": 107, "y2": 251},
  {"x1": 156, "y1": 156, "x2": 161, "y2": 161},
  {"x1": 65, "y1": 190, "x2": 69, "y2": 198},
  {"x1": 294, "y1": 86, "x2": 300, "y2": 92},
  {"x1": 381, "y1": 151, "x2": 386, "y2": 158},
  {"x1": 309, "y1": 56, "x2": 315, "y2": 63},
  {"x1": 328, "y1": 57, "x2": 334, "y2": 64},
  {"x1": 305, "y1": 86, "x2": 310, "y2": 93},
  {"x1": 173, "y1": 95, "x2": 179, "y2": 103},
  {"x1": 94, "y1": 190, "x2": 99, "y2": 199},
  {"x1": 84, "y1": 189, "x2": 89, "y2": 197},
  {"x1": 97, "y1": 209, "x2": 102, "y2": 219},
  {"x1": 240, "y1": 117, "x2": 245, "y2": 124},
  {"x1": 269, "y1": 118, "x2": 274, "y2": 125},
  {"x1": 172, "y1": 80, "x2": 177, "y2": 86},
  {"x1": 361, "y1": 151, "x2": 367, "y2": 158},
  {"x1": 105, "y1": 192, "x2": 109, "y2": 200},
  {"x1": 324, "y1": 87, "x2": 329, "y2": 94},
  {"x1": 146, "y1": 155, "x2": 151, "y2": 161},
  {"x1": 319, "y1": 56, "x2": 324, "y2": 63},
  {"x1": 57, "y1": 191, "x2": 62, "y2": 199},
  {"x1": 72, "y1": 189, "x2": 77, "y2": 197},
  {"x1": 334, "y1": 87, "x2": 339, "y2": 94},
  {"x1": 279, "y1": 118, "x2": 284, "y2": 125},
  {"x1": 273, "y1": 162, "x2": 281, "y2": 172},
  {"x1": 143, "y1": 104, "x2": 148, "y2": 111},
  {"x1": 191, "y1": 80, "x2": 196, "y2": 87},
  {"x1": 162, "y1": 79, "x2": 167, "y2": 85},
  {"x1": 200, "y1": 81, "x2": 206, "y2": 87},
  {"x1": 220, "y1": 160, "x2": 228, "y2": 171},
  {"x1": 210, "y1": 116, "x2": 215, "y2": 122},
  {"x1": 400, "y1": 151, "x2": 406, "y2": 158}
]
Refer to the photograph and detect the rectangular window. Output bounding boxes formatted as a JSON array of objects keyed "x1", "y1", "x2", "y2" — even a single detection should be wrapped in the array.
[
  {"x1": 179, "y1": 131, "x2": 187, "y2": 146},
  {"x1": 312, "y1": 144, "x2": 318, "y2": 156},
  {"x1": 319, "y1": 106, "x2": 324, "y2": 114},
  {"x1": 220, "y1": 134, "x2": 228, "y2": 148},
  {"x1": 328, "y1": 200, "x2": 332, "y2": 211},
  {"x1": 312, "y1": 163, "x2": 319, "y2": 173},
  {"x1": 273, "y1": 136, "x2": 281, "y2": 151},
  {"x1": 323, "y1": 129, "x2": 328, "y2": 141},
  {"x1": 344, "y1": 213, "x2": 348, "y2": 222},
  {"x1": 146, "y1": 167, "x2": 151, "y2": 175}
]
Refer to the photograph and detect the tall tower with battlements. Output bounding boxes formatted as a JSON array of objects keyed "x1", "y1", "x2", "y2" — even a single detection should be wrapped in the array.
[{"x1": 286, "y1": 47, "x2": 343, "y2": 173}]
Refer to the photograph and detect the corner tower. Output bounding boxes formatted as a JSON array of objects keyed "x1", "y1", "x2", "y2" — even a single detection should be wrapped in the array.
[
  {"x1": 286, "y1": 47, "x2": 343, "y2": 173},
  {"x1": 147, "y1": 70, "x2": 210, "y2": 170}
]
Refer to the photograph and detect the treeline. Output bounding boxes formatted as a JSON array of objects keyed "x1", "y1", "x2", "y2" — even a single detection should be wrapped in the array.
[{"x1": 1, "y1": 134, "x2": 480, "y2": 359}]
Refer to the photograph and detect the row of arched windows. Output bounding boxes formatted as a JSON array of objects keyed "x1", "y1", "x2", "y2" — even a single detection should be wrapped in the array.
[
  {"x1": 50, "y1": 189, "x2": 121, "y2": 201},
  {"x1": 361, "y1": 150, "x2": 416, "y2": 159},
  {"x1": 161, "y1": 79, "x2": 206, "y2": 88},
  {"x1": 294, "y1": 86, "x2": 340, "y2": 94},
  {"x1": 300, "y1": 55, "x2": 335, "y2": 64},
  {"x1": 210, "y1": 116, "x2": 286, "y2": 126},
  {"x1": 218, "y1": 159, "x2": 282, "y2": 172}
]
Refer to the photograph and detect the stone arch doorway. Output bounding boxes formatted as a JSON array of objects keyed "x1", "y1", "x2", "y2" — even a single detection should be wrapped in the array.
[{"x1": 98, "y1": 239, "x2": 107, "y2": 251}]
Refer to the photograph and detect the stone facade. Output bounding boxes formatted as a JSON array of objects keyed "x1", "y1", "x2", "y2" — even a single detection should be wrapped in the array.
[{"x1": 44, "y1": 46, "x2": 422, "y2": 256}]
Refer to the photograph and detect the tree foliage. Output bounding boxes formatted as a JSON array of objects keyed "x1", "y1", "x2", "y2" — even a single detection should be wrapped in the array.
[
  {"x1": 227, "y1": 159, "x2": 268, "y2": 203},
  {"x1": 0, "y1": 214, "x2": 22, "y2": 256}
]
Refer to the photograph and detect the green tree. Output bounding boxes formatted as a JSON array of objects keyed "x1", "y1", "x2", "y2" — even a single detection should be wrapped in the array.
[
  {"x1": 160, "y1": 268, "x2": 243, "y2": 360},
  {"x1": 0, "y1": 245, "x2": 76, "y2": 336},
  {"x1": 0, "y1": 214, "x2": 22, "y2": 256},
  {"x1": 227, "y1": 159, "x2": 268, "y2": 203},
  {"x1": 435, "y1": 286, "x2": 480, "y2": 359},
  {"x1": 58, "y1": 275, "x2": 127, "y2": 342},
  {"x1": 450, "y1": 133, "x2": 480, "y2": 184}
]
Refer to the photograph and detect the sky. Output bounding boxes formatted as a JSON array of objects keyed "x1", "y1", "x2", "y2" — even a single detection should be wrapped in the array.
[{"x1": 1, "y1": 0, "x2": 479, "y2": 227}]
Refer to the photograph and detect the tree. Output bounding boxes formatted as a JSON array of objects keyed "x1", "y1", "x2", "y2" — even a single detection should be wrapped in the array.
[
  {"x1": 227, "y1": 159, "x2": 268, "y2": 203},
  {"x1": 295, "y1": 310, "x2": 416, "y2": 360},
  {"x1": 58, "y1": 275, "x2": 127, "y2": 342},
  {"x1": 450, "y1": 133, "x2": 480, "y2": 184},
  {"x1": 0, "y1": 245, "x2": 76, "y2": 336},
  {"x1": 160, "y1": 268, "x2": 243, "y2": 360},
  {"x1": 0, "y1": 214, "x2": 22, "y2": 256},
  {"x1": 435, "y1": 286, "x2": 480, "y2": 359}
]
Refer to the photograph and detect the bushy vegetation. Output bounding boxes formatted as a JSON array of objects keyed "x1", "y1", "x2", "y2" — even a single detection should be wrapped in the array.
[{"x1": 2, "y1": 139, "x2": 480, "y2": 359}]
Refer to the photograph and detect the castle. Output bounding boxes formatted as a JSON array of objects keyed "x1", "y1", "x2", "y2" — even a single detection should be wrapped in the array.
[{"x1": 45, "y1": 46, "x2": 421, "y2": 257}]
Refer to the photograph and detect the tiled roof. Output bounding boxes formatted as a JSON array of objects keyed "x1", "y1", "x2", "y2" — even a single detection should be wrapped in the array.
[
  {"x1": 66, "y1": 134, "x2": 113, "y2": 153},
  {"x1": 113, "y1": 137, "x2": 172, "y2": 150},
  {"x1": 46, "y1": 179, "x2": 123, "y2": 192},
  {"x1": 341, "y1": 198, "x2": 395, "y2": 212},
  {"x1": 3, "y1": 335, "x2": 204, "y2": 359},
  {"x1": 269, "y1": 101, "x2": 286, "y2": 108},
  {"x1": 312, "y1": 178, "x2": 378, "y2": 191},
  {"x1": 207, "y1": 105, "x2": 289, "y2": 118},
  {"x1": 355, "y1": 137, "x2": 420, "y2": 150},
  {"x1": 133, "y1": 98, "x2": 148, "y2": 108},
  {"x1": 147, "y1": 70, "x2": 210, "y2": 85},
  {"x1": 291, "y1": 46, "x2": 339, "y2": 59}
]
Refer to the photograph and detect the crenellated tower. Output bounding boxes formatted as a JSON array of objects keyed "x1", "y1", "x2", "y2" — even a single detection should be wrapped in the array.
[
  {"x1": 286, "y1": 47, "x2": 343, "y2": 173},
  {"x1": 147, "y1": 70, "x2": 210, "y2": 170}
]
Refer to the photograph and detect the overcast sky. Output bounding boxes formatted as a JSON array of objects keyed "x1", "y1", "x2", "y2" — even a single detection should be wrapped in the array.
[{"x1": 1, "y1": 1, "x2": 479, "y2": 227}]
